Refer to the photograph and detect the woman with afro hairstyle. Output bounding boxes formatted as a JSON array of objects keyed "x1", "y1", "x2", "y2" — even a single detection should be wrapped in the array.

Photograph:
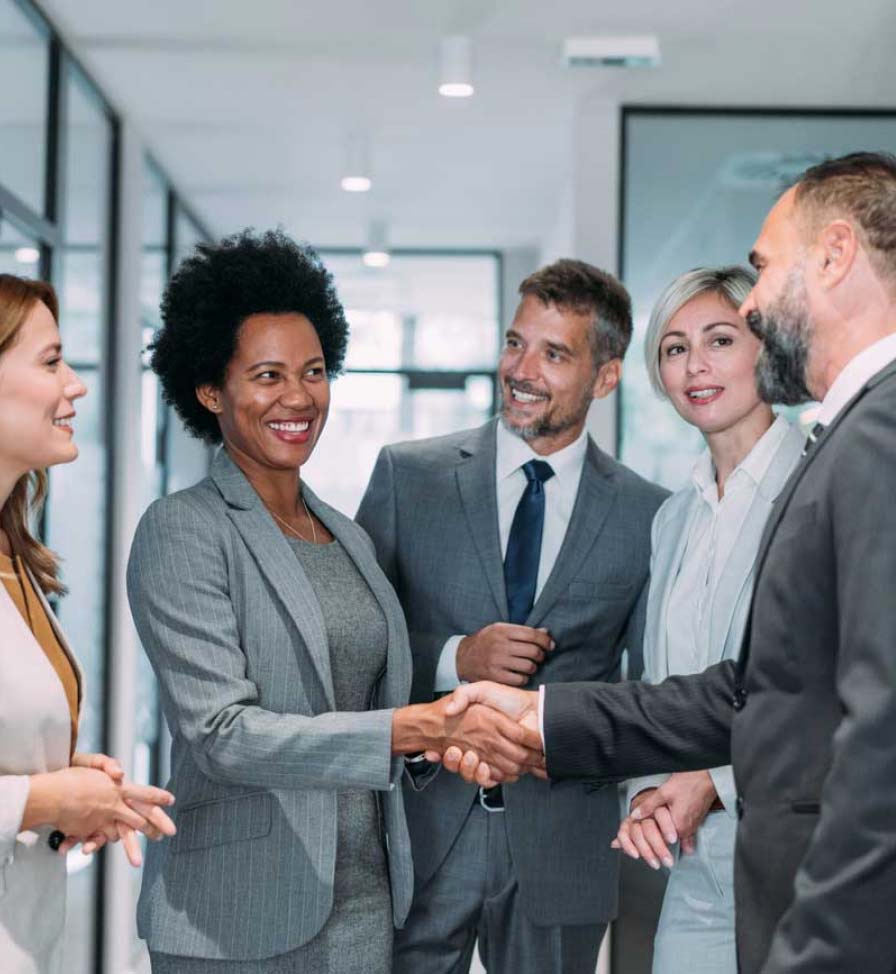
[{"x1": 127, "y1": 229, "x2": 540, "y2": 973}]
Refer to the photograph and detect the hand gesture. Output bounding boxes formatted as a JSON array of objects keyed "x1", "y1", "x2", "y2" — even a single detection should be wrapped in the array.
[
  {"x1": 42, "y1": 757, "x2": 176, "y2": 867},
  {"x1": 611, "y1": 770, "x2": 719, "y2": 869},
  {"x1": 427, "y1": 681, "x2": 544, "y2": 784},
  {"x1": 456, "y1": 624, "x2": 554, "y2": 684}
]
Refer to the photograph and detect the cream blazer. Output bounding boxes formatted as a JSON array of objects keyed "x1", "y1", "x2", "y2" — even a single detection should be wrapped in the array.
[{"x1": 0, "y1": 568, "x2": 81, "y2": 974}]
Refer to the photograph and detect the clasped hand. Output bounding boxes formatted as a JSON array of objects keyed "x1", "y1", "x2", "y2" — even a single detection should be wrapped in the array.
[
  {"x1": 54, "y1": 752, "x2": 177, "y2": 867},
  {"x1": 424, "y1": 681, "x2": 545, "y2": 787},
  {"x1": 611, "y1": 770, "x2": 720, "y2": 869}
]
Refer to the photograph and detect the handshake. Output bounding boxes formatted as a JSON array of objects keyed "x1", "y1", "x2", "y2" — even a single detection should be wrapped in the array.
[{"x1": 394, "y1": 682, "x2": 546, "y2": 788}]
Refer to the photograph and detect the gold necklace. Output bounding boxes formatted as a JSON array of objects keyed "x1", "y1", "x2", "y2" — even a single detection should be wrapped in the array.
[{"x1": 269, "y1": 494, "x2": 318, "y2": 545}]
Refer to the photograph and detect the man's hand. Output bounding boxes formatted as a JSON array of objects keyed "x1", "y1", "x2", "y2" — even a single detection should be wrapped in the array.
[
  {"x1": 456, "y1": 623, "x2": 554, "y2": 684},
  {"x1": 611, "y1": 770, "x2": 720, "y2": 868},
  {"x1": 425, "y1": 682, "x2": 545, "y2": 784},
  {"x1": 437, "y1": 698, "x2": 544, "y2": 781}
]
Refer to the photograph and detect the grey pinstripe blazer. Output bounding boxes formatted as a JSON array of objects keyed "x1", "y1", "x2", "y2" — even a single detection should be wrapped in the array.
[{"x1": 126, "y1": 449, "x2": 414, "y2": 961}]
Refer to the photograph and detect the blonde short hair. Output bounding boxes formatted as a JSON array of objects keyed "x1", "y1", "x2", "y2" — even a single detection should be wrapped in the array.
[{"x1": 644, "y1": 266, "x2": 756, "y2": 398}]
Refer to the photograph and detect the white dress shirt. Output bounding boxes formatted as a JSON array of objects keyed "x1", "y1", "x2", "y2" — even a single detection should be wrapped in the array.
[
  {"x1": 816, "y1": 331, "x2": 896, "y2": 426},
  {"x1": 434, "y1": 422, "x2": 588, "y2": 690},
  {"x1": 664, "y1": 415, "x2": 791, "y2": 676}
]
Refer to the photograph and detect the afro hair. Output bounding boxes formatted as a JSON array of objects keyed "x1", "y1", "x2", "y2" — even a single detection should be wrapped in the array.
[{"x1": 150, "y1": 228, "x2": 349, "y2": 443}]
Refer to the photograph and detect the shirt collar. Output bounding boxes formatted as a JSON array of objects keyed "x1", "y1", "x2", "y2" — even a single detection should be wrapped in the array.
[
  {"x1": 817, "y1": 332, "x2": 896, "y2": 426},
  {"x1": 495, "y1": 420, "x2": 588, "y2": 489},
  {"x1": 692, "y1": 413, "x2": 791, "y2": 502}
]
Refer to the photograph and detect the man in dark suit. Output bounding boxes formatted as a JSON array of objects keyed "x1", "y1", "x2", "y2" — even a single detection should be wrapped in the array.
[
  {"x1": 446, "y1": 152, "x2": 896, "y2": 974},
  {"x1": 357, "y1": 259, "x2": 667, "y2": 974}
]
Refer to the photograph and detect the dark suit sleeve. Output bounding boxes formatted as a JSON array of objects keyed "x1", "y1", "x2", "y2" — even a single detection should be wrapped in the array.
[
  {"x1": 544, "y1": 660, "x2": 735, "y2": 783},
  {"x1": 761, "y1": 401, "x2": 896, "y2": 974}
]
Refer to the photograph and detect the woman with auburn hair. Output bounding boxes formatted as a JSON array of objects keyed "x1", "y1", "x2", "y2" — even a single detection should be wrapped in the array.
[{"x1": 0, "y1": 274, "x2": 177, "y2": 974}]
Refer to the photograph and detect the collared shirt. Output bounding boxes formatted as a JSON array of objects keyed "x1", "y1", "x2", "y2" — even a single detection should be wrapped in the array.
[
  {"x1": 817, "y1": 332, "x2": 896, "y2": 426},
  {"x1": 664, "y1": 415, "x2": 791, "y2": 675},
  {"x1": 434, "y1": 422, "x2": 588, "y2": 690}
]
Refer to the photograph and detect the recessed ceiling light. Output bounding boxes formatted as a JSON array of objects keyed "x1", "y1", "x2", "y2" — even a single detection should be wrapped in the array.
[
  {"x1": 361, "y1": 250, "x2": 390, "y2": 268},
  {"x1": 14, "y1": 246, "x2": 40, "y2": 265},
  {"x1": 341, "y1": 133, "x2": 372, "y2": 193},
  {"x1": 341, "y1": 176, "x2": 372, "y2": 193},
  {"x1": 439, "y1": 36, "x2": 474, "y2": 98},
  {"x1": 362, "y1": 219, "x2": 390, "y2": 268}
]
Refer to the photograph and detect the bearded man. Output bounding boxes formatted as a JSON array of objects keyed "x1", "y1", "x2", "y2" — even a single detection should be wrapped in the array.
[
  {"x1": 357, "y1": 259, "x2": 667, "y2": 974},
  {"x1": 449, "y1": 152, "x2": 896, "y2": 974}
]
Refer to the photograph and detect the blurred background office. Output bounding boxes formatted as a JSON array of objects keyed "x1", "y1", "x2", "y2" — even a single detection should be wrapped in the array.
[{"x1": 1, "y1": 1, "x2": 895, "y2": 971}]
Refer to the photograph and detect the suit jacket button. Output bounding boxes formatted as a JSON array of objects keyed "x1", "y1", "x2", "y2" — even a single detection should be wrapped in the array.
[
  {"x1": 732, "y1": 687, "x2": 747, "y2": 711},
  {"x1": 735, "y1": 797, "x2": 744, "y2": 820}
]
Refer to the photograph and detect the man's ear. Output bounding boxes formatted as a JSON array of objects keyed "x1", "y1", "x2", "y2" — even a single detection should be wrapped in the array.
[
  {"x1": 196, "y1": 384, "x2": 222, "y2": 414},
  {"x1": 592, "y1": 358, "x2": 623, "y2": 401},
  {"x1": 815, "y1": 219, "x2": 858, "y2": 290}
]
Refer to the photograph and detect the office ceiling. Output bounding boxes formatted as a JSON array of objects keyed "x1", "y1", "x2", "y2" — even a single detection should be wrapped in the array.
[{"x1": 41, "y1": 0, "x2": 896, "y2": 250}]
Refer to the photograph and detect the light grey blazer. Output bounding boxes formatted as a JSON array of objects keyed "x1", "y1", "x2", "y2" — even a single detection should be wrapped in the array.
[
  {"x1": 127, "y1": 449, "x2": 414, "y2": 961},
  {"x1": 628, "y1": 420, "x2": 804, "y2": 812},
  {"x1": 0, "y1": 567, "x2": 82, "y2": 974}
]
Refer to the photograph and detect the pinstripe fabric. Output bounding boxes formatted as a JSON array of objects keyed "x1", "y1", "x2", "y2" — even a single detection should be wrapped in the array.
[{"x1": 127, "y1": 449, "x2": 414, "y2": 961}]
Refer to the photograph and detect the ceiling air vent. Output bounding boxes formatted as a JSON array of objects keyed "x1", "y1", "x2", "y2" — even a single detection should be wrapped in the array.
[{"x1": 562, "y1": 35, "x2": 660, "y2": 69}]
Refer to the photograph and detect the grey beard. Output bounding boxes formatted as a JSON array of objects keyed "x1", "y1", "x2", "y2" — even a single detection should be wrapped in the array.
[
  {"x1": 499, "y1": 383, "x2": 592, "y2": 442},
  {"x1": 747, "y1": 311, "x2": 813, "y2": 406}
]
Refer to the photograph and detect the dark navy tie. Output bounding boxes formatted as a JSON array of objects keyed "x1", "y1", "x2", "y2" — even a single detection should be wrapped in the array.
[{"x1": 504, "y1": 460, "x2": 555, "y2": 624}]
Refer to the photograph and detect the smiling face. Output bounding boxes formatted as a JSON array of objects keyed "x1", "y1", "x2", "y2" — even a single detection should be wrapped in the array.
[
  {"x1": 497, "y1": 294, "x2": 620, "y2": 455},
  {"x1": 0, "y1": 299, "x2": 87, "y2": 477},
  {"x1": 198, "y1": 312, "x2": 330, "y2": 477},
  {"x1": 658, "y1": 290, "x2": 769, "y2": 436}
]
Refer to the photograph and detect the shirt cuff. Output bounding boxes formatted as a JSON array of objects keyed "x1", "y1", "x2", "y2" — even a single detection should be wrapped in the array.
[
  {"x1": 538, "y1": 685, "x2": 546, "y2": 752},
  {"x1": 435, "y1": 635, "x2": 465, "y2": 692}
]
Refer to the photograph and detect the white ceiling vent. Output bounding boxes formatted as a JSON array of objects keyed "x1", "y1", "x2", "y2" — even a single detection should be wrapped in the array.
[{"x1": 562, "y1": 35, "x2": 660, "y2": 69}]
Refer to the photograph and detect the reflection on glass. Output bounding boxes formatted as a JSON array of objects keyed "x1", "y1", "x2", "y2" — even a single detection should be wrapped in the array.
[
  {"x1": 0, "y1": 0, "x2": 48, "y2": 213},
  {"x1": 0, "y1": 219, "x2": 40, "y2": 276},
  {"x1": 49, "y1": 63, "x2": 112, "y2": 974},
  {"x1": 620, "y1": 111, "x2": 896, "y2": 490},
  {"x1": 302, "y1": 373, "x2": 493, "y2": 517}
]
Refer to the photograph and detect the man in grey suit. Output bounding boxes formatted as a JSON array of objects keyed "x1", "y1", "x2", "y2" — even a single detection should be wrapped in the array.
[
  {"x1": 357, "y1": 259, "x2": 667, "y2": 974},
  {"x1": 449, "y1": 152, "x2": 896, "y2": 974}
]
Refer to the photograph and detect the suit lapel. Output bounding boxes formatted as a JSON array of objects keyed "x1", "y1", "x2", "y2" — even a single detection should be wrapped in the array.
[
  {"x1": 211, "y1": 450, "x2": 336, "y2": 709},
  {"x1": 303, "y1": 486, "x2": 410, "y2": 709},
  {"x1": 527, "y1": 438, "x2": 618, "y2": 628},
  {"x1": 455, "y1": 422, "x2": 508, "y2": 619},
  {"x1": 741, "y1": 362, "x2": 896, "y2": 673}
]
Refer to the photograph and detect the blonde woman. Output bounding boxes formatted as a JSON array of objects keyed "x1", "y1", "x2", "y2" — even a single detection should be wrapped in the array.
[
  {"x1": 0, "y1": 274, "x2": 176, "y2": 974},
  {"x1": 612, "y1": 267, "x2": 803, "y2": 973}
]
